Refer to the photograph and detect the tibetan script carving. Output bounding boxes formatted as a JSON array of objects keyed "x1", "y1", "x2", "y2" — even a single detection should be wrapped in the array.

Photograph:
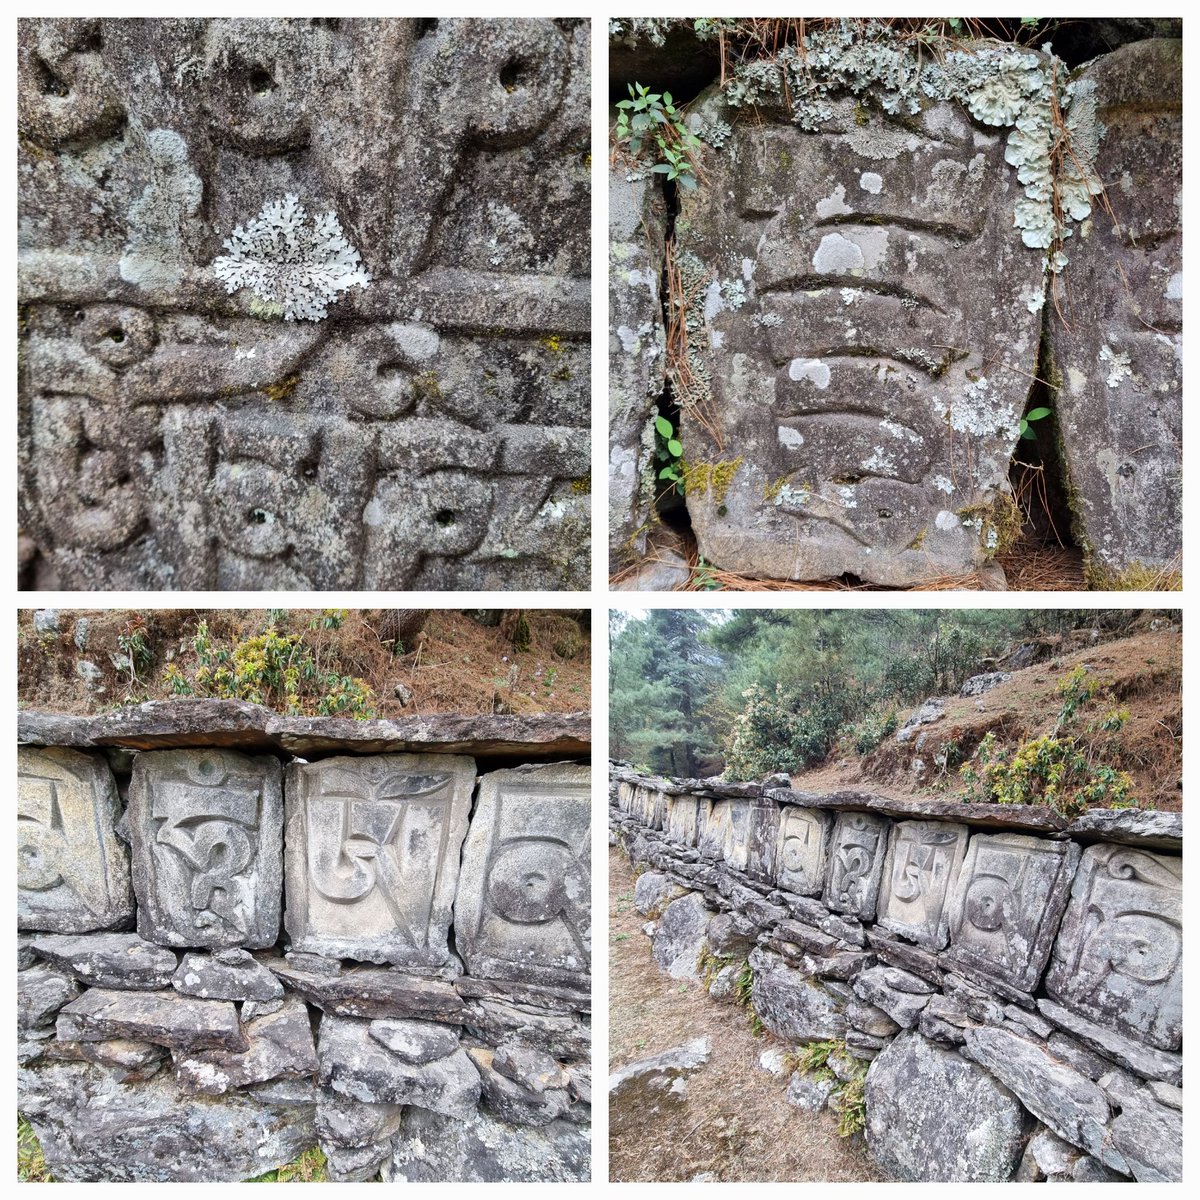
[{"x1": 877, "y1": 820, "x2": 968, "y2": 950}]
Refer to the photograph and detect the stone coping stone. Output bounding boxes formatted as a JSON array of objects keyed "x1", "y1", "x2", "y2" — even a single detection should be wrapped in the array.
[
  {"x1": 19, "y1": 701, "x2": 591, "y2": 759},
  {"x1": 1065, "y1": 809, "x2": 1182, "y2": 850}
]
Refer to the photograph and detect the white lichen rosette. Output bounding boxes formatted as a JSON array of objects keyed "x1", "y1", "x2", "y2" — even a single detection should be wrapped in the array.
[{"x1": 212, "y1": 194, "x2": 370, "y2": 321}]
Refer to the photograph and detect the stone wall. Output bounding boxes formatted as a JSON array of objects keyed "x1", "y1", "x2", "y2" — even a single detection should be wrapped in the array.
[
  {"x1": 18, "y1": 17, "x2": 590, "y2": 591},
  {"x1": 610, "y1": 763, "x2": 1181, "y2": 1182},
  {"x1": 17, "y1": 704, "x2": 592, "y2": 1182}
]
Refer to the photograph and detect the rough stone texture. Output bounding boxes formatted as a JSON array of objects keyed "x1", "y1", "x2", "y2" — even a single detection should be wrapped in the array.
[
  {"x1": 852, "y1": 967, "x2": 931, "y2": 1031},
  {"x1": 823, "y1": 811, "x2": 890, "y2": 921},
  {"x1": 318, "y1": 1014, "x2": 480, "y2": 1116},
  {"x1": 1047, "y1": 39, "x2": 1182, "y2": 582},
  {"x1": 666, "y1": 794, "x2": 701, "y2": 846},
  {"x1": 632, "y1": 870, "x2": 686, "y2": 916},
  {"x1": 748, "y1": 947, "x2": 846, "y2": 1042},
  {"x1": 865, "y1": 1032, "x2": 1031, "y2": 1181},
  {"x1": 172, "y1": 949, "x2": 283, "y2": 1001},
  {"x1": 18, "y1": 964, "x2": 82, "y2": 1031},
  {"x1": 609, "y1": 168, "x2": 667, "y2": 569},
  {"x1": 1044, "y1": 844, "x2": 1180, "y2": 1051},
  {"x1": 651, "y1": 892, "x2": 712, "y2": 980},
  {"x1": 943, "y1": 832, "x2": 1079, "y2": 995},
  {"x1": 676, "y1": 82, "x2": 1044, "y2": 586},
  {"x1": 895, "y1": 699, "x2": 945, "y2": 744},
  {"x1": 18, "y1": 17, "x2": 591, "y2": 592},
  {"x1": 18, "y1": 746, "x2": 135, "y2": 933},
  {"x1": 1109, "y1": 1089, "x2": 1182, "y2": 1182},
  {"x1": 959, "y1": 672, "x2": 1011, "y2": 697},
  {"x1": 460, "y1": 997, "x2": 588, "y2": 1062},
  {"x1": 877, "y1": 820, "x2": 968, "y2": 950},
  {"x1": 608, "y1": 1037, "x2": 709, "y2": 1110},
  {"x1": 962, "y1": 1025, "x2": 1127, "y2": 1172},
  {"x1": 454, "y1": 762, "x2": 590, "y2": 987},
  {"x1": 469, "y1": 1047, "x2": 571, "y2": 1126},
  {"x1": 57, "y1": 987, "x2": 247, "y2": 1053},
  {"x1": 18, "y1": 1059, "x2": 315, "y2": 1181},
  {"x1": 1035, "y1": 998, "x2": 1182, "y2": 1086},
  {"x1": 127, "y1": 748, "x2": 283, "y2": 949},
  {"x1": 42, "y1": 1037, "x2": 166, "y2": 1082},
  {"x1": 775, "y1": 805, "x2": 831, "y2": 896},
  {"x1": 384, "y1": 1104, "x2": 590, "y2": 1182},
  {"x1": 314, "y1": 1093, "x2": 403, "y2": 1181},
  {"x1": 173, "y1": 995, "x2": 318, "y2": 1095},
  {"x1": 32, "y1": 932, "x2": 178, "y2": 990},
  {"x1": 19, "y1": 701, "x2": 591, "y2": 759},
  {"x1": 284, "y1": 754, "x2": 474, "y2": 966},
  {"x1": 785, "y1": 1071, "x2": 836, "y2": 1111},
  {"x1": 266, "y1": 961, "x2": 464, "y2": 1022},
  {"x1": 1066, "y1": 808, "x2": 1182, "y2": 850},
  {"x1": 368, "y1": 1018, "x2": 460, "y2": 1065}
]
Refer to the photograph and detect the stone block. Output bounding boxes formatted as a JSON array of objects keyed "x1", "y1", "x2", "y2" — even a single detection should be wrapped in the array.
[
  {"x1": 31, "y1": 932, "x2": 177, "y2": 990},
  {"x1": 454, "y1": 763, "x2": 590, "y2": 986},
  {"x1": 651, "y1": 892, "x2": 712, "y2": 980},
  {"x1": 284, "y1": 753, "x2": 474, "y2": 966},
  {"x1": 748, "y1": 947, "x2": 846, "y2": 1042},
  {"x1": 665, "y1": 794, "x2": 700, "y2": 846},
  {"x1": 943, "y1": 832, "x2": 1079, "y2": 994},
  {"x1": 775, "y1": 806, "x2": 832, "y2": 896},
  {"x1": 127, "y1": 749, "x2": 282, "y2": 949},
  {"x1": 877, "y1": 819, "x2": 968, "y2": 950},
  {"x1": 865, "y1": 1031, "x2": 1031, "y2": 1182},
  {"x1": 745, "y1": 795, "x2": 781, "y2": 883},
  {"x1": 18, "y1": 746, "x2": 134, "y2": 933},
  {"x1": 823, "y1": 811, "x2": 890, "y2": 921},
  {"x1": 57, "y1": 988, "x2": 246, "y2": 1053},
  {"x1": 1044, "y1": 844, "x2": 1180, "y2": 1051}
]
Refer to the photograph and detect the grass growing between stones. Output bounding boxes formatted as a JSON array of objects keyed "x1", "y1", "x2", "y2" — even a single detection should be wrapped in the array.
[
  {"x1": 247, "y1": 1146, "x2": 330, "y2": 1182},
  {"x1": 17, "y1": 1117, "x2": 52, "y2": 1182}
]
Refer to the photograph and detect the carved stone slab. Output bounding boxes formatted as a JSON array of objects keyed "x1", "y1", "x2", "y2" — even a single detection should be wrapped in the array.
[
  {"x1": 284, "y1": 754, "x2": 474, "y2": 967},
  {"x1": 745, "y1": 795, "x2": 782, "y2": 884},
  {"x1": 775, "y1": 807, "x2": 832, "y2": 897},
  {"x1": 823, "y1": 811, "x2": 891, "y2": 920},
  {"x1": 1044, "y1": 845, "x2": 1181, "y2": 1052},
  {"x1": 722, "y1": 800, "x2": 753, "y2": 872},
  {"x1": 128, "y1": 749, "x2": 283, "y2": 949},
  {"x1": 878, "y1": 820, "x2": 969, "y2": 950},
  {"x1": 18, "y1": 746, "x2": 134, "y2": 933},
  {"x1": 18, "y1": 17, "x2": 591, "y2": 592},
  {"x1": 696, "y1": 798, "x2": 727, "y2": 860},
  {"x1": 676, "y1": 84, "x2": 1045, "y2": 585},
  {"x1": 666, "y1": 795, "x2": 700, "y2": 847},
  {"x1": 944, "y1": 832, "x2": 1080, "y2": 995},
  {"x1": 454, "y1": 763, "x2": 590, "y2": 987}
]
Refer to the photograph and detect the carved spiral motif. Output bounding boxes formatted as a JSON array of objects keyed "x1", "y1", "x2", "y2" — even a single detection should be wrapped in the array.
[{"x1": 963, "y1": 873, "x2": 1010, "y2": 931}]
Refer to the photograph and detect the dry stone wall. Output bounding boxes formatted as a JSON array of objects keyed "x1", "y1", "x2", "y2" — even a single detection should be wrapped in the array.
[
  {"x1": 18, "y1": 17, "x2": 590, "y2": 591},
  {"x1": 611, "y1": 763, "x2": 1181, "y2": 1182},
  {"x1": 17, "y1": 706, "x2": 592, "y2": 1182}
]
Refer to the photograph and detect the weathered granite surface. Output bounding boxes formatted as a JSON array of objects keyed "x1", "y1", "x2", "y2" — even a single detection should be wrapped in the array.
[
  {"x1": 19, "y1": 17, "x2": 591, "y2": 592},
  {"x1": 1047, "y1": 39, "x2": 1182, "y2": 582}
]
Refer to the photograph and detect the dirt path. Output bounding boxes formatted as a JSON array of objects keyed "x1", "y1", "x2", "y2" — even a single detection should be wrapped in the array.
[{"x1": 608, "y1": 850, "x2": 883, "y2": 1182}]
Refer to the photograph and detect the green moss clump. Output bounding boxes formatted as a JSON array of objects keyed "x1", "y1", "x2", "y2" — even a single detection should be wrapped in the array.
[
  {"x1": 1084, "y1": 560, "x2": 1182, "y2": 592},
  {"x1": 763, "y1": 474, "x2": 790, "y2": 502},
  {"x1": 684, "y1": 457, "x2": 744, "y2": 504},
  {"x1": 853, "y1": 100, "x2": 870, "y2": 126},
  {"x1": 262, "y1": 374, "x2": 299, "y2": 403},
  {"x1": 571, "y1": 477, "x2": 591, "y2": 495},
  {"x1": 907, "y1": 526, "x2": 927, "y2": 551},
  {"x1": 957, "y1": 493, "x2": 1022, "y2": 558}
]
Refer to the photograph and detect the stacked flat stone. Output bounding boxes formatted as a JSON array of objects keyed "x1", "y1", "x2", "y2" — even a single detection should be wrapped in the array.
[
  {"x1": 16, "y1": 718, "x2": 592, "y2": 1183},
  {"x1": 612, "y1": 763, "x2": 1182, "y2": 1183}
]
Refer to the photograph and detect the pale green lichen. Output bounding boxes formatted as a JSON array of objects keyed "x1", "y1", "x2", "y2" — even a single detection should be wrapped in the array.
[{"x1": 720, "y1": 21, "x2": 1103, "y2": 269}]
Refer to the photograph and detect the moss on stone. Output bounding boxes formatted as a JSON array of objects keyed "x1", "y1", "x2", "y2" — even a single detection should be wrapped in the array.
[
  {"x1": 262, "y1": 374, "x2": 299, "y2": 403},
  {"x1": 685, "y1": 457, "x2": 744, "y2": 504}
]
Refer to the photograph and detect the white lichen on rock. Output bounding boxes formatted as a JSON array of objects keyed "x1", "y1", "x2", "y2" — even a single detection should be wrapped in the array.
[
  {"x1": 934, "y1": 376, "x2": 1021, "y2": 441},
  {"x1": 1099, "y1": 344, "x2": 1132, "y2": 389},
  {"x1": 212, "y1": 194, "x2": 370, "y2": 322}
]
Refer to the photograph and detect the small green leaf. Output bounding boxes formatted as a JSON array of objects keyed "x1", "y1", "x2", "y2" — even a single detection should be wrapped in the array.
[
  {"x1": 1025, "y1": 406, "x2": 1052, "y2": 421},
  {"x1": 667, "y1": 438, "x2": 683, "y2": 456},
  {"x1": 655, "y1": 416, "x2": 673, "y2": 438},
  {"x1": 650, "y1": 164, "x2": 673, "y2": 174},
  {"x1": 677, "y1": 172, "x2": 698, "y2": 191},
  {"x1": 1021, "y1": 427, "x2": 1037, "y2": 440}
]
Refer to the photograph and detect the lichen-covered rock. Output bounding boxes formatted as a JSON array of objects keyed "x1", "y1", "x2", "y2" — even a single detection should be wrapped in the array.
[
  {"x1": 784, "y1": 1071, "x2": 837, "y2": 1112},
  {"x1": 18, "y1": 965, "x2": 81, "y2": 1031},
  {"x1": 56, "y1": 987, "x2": 247, "y2": 1053},
  {"x1": 632, "y1": 870, "x2": 686, "y2": 916},
  {"x1": 650, "y1": 892, "x2": 712, "y2": 980},
  {"x1": 469, "y1": 1046, "x2": 572, "y2": 1126},
  {"x1": 32, "y1": 933, "x2": 178, "y2": 990},
  {"x1": 42, "y1": 1036, "x2": 167, "y2": 1083},
  {"x1": 18, "y1": 17, "x2": 590, "y2": 592},
  {"x1": 384, "y1": 1104, "x2": 590, "y2": 1182},
  {"x1": 172, "y1": 949, "x2": 284, "y2": 1002},
  {"x1": 608, "y1": 1037, "x2": 709, "y2": 1112},
  {"x1": 1047, "y1": 40, "x2": 1182, "y2": 585},
  {"x1": 609, "y1": 168, "x2": 667, "y2": 570},
  {"x1": 1108, "y1": 1087, "x2": 1182, "y2": 1182},
  {"x1": 675, "y1": 63, "x2": 1046, "y2": 585},
  {"x1": 368, "y1": 1018, "x2": 460, "y2": 1065},
  {"x1": 865, "y1": 1031, "x2": 1031, "y2": 1181},
  {"x1": 18, "y1": 1059, "x2": 316, "y2": 1181},
  {"x1": 748, "y1": 947, "x2": 846, "y2": 1042}
]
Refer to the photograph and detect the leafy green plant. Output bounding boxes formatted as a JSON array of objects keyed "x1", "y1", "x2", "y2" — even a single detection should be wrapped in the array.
[
  {"x1": 18, "y1": 1116, "x2": 53, "y2": 1182},
  {"x1": 847, "y1": 708, "x2": 898, "y2": 755},
  {"x1": 1019, "y1": 405, "x2": 1052, "y2": 440},
  {"x1": 116, "y1": 616, "x2": 153, "y2": 686},
  {"x1": 692, "y1": 556, "x2": 721, "y2": 591},
  {"x1": 654, "y1": 414, "x2": 685, "y2": 491},
  {"x1": 615, "y1": 82, "x2": 702, "y2": 190},
  {"x1": 789, "y1": 1039, "x2": 841, "y2": 1082},
  {"x1": 831, "y1": 1072, "x2": 867, "y2": 1138}
]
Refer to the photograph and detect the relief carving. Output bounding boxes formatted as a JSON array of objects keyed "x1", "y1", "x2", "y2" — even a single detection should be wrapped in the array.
[
  {"x1": 775, "y1": 807, "x2": 832, "y2": 897},
  {"x1": 824, "y1": 811, "x2": 890, "y2": 920},
  {"x1": 877, "y1": 820, "x2": 968, "y2": 950}
]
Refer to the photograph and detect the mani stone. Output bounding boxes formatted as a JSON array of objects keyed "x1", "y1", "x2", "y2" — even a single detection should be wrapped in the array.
[
  {"x1": 318, "y1": 1014, "x2": 480, "y2": 1118},
  {"x1": 18, "y1": 746, "x2": 134, "y2": 933},
  {"x1": 384, "y1": 1104, "x2": 590, "y2": 1182},
  {"x1": 823, "y1": 811, "x2": 890, "y2": 921},
  {"x1": 454, "y1": 762, "x2": 591, "y2": 987},
  {"x1": 609, "y1": 167, "x2": 667, "y2": 570},
  {"x1": 127, "y1": 749, "x2": 283, "y2": 949},
  {"x1": 864, "y1": 1031, "x2": 1031, "y2": 1182},
  {"x1": 962, "y1": 1025, "x2": 1128, "y2": 1172},
  {"x1": 748, "y1": 947, "x2": 846, "y2": 1043},
  {"x1": 31, "y1": 932, "x2": 178, "y2": 990},
  {"x1": 651, "y1": 892, "x2": 712, "y2": 980},
  {"x1": 17, "y1": 1060, "x2": 316, "y2": 1182},
  {"x1": 1043, "y1": 844, "x2": 1181, "y2": 1052},
  {"x1": 943, "y1": 832, "x2": 1080, "y2": 997},
  {"x1": 877, "y1": 820, "x2": 968, "y2": 950},
  {"x1": 666, "y1": 794, "x2": 701, "y2": 846},
  {"x1": 18, "y1": 18, "x2": 590, "y2": 594},
  {"x1": 1046, "y1": 39, "x2": 1182, "y2": 584},
  {"x1": 172, "y1": 948, "x2": 284, "y2": 1001},
  {"x1": 775, "y1": 806, "x2": 832, "y2": 897},
  {"x1": 284, "y1": 754, "x2": 474, "y2": 967},
  {"x1": 57, "y1": 987, "x2": 247, "y2": 1053},
  {"x1": 675, "y1": 77, "x2": 1044, "y2": 587},
  {"x1": 173, "y1": 995, "x2": 318, "y2": 1096}
]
